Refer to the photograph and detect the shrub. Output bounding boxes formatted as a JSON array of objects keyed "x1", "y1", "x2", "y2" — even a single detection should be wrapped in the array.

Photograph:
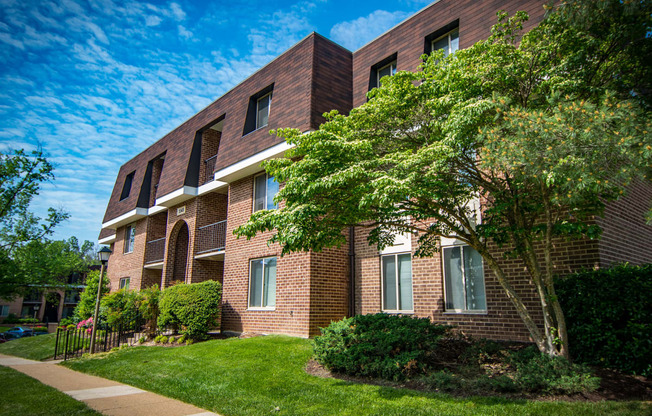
[
  {"x1": 185, "y1": 339, "x2": 194, "y2": 346},
  {"x1": 59, "y1": 318, "x2": 75, "y2": 327},
  {"x1": 555, "y1": 263, "x2": 652, "y2": 376},
  {"x1": 66, "y1": 324, "x2": 76, "y2": 331},
  {"x1": 158, "y1": 281, "x2": 222, "y2": 340},
  {"x1": 313, "y1": 314, "x2": 450, "y2": 381},
  {"x1": 138, "y1": 285, "x2": 160, "y2": 339},
  {"x1": 138, "y1": 337, "x2": 146, "y2": 344},
  {"x1": 158, "y1": 336, "x2": 168, "y2": 344},
  {"x1": 154, "y1": 335, "x2": 163, "y2": 343},
  {"x1": 422, "y1": 370, "x2": 462, "y2": 392},
  {"x1": 3, "y1": 313, "x2": 19, "y2": 324},
  {"x1": 33, "y1": 326, "x2": 48, "y2": 333},
  {"x1": 168, "y1": 336, "x2": 176, "y2": 344},
  {"x1": 177, "y1": 335, "x2": 186, "y2": 344},
  {"x1": 73, "y1": 270, "x2": 110, "y2": 321},
  {"x1": 19, "y1": 318, "x2": 39, "y2": 324},
  {"x1": 101, "y1": 289, "x2": 142, "y2": 327},
  {"x1": 509, "y1": 347, "x2": 600, "y2": 394}
]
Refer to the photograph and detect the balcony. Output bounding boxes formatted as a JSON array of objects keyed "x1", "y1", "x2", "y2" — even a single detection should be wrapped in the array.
[
  {"x1": 204, "y1": 155, "x2": 217, "y2": 184},
  {"x1": 144, "y1": 237, "x2": 166, "y2": 269},
  {"x1": 195, "y1": 220, "x2": 226, "y2": 260}
]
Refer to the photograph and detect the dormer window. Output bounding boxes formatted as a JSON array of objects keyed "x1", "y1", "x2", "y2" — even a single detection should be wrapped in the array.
[
  {"x1": 120, "y1": 171, "x2": 135, "y2": 201},
  {"x1": 256, "y1": 92, "x2": 272, "y2": 129}
]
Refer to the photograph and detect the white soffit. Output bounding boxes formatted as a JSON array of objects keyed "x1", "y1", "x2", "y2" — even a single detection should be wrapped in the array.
[
  {"x1": 198, "y1": 179, "x2": 228, "y2": 196},
  {"x1": 98, "y1": 234, "x2": 116, "y2": 245},
  {"x1": 101, "y1": 208, "x2": 148, "y2": 230},
  {"x1": 213, "y1": 141, "x2": 295, "y2": 183},
  {"x1": 155, "y1": 186, "x2": 198, "y2": 207}
]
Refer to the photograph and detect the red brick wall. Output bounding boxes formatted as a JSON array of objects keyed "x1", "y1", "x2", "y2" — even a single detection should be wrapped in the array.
[
  {"x1": 597, "y1": 180, "x2": 652, "y2": 266},
  {"x1": 107, "y1": 219, "x2": 147, "y2": 292}
]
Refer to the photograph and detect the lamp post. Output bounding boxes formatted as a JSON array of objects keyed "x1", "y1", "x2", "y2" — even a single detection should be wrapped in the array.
[
  {"x1": 89, "y1": 246, "x2": 112, "y2": 354},
  {"x1": 33, "y1": 304, "x2": 40, "y2": 321}
]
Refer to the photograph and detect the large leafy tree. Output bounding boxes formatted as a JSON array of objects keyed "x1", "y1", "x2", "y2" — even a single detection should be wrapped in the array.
[
  {"x1": 0, "y1": 149, "x2": 70, "y2": 298},
  {"x1": 236, "y1": 0, "x2": 652, "y2": 357}
]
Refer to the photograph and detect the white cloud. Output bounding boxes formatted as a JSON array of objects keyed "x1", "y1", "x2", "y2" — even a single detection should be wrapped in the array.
[
  {"x1": 169, "y1": 2, "x2": 186, "y2": 21},
  {"x1": 177, "y1": 25, "x2": 192, "y2": 39},
  {"x1": 145, "y1": 15, "x2": 162, "y2": 27},
  {"x1": 330, "y1": 9, "x2": 410, "y2": 50}
]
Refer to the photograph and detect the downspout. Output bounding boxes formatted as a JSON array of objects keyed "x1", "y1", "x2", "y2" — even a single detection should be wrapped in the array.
[{"x1": 348, "y1": 226, "x2": 356, "y2": 317}]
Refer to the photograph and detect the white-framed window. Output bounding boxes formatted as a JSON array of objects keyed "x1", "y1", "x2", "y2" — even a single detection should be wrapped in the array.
[
  {"x1": 256, "y1": 92, "x2": 272, "y2": 129},
  {"x1": 253, "y1": 173, "x2": 279, "y2": 212},
  {"x1": 119, "y1": 277, "x2": 130, "y2": 290},
  {"x1": 377, "y1": 60, "x2": 397, "y2": 87},
  {"x1": 381, "y1": 253, "x2": 413, "y2": 312},
  {"x1": 432, "y1": 28, "x2": 459, "y2": 58},
  {"x1": 124, "y1": 224, "x2": 136, "y2": 253},
  {"x1": 248, "y1": 257, "x2": 277, "y2": 309},
  {"x1": 0, "y1": 305, "x2": 9, "y2": 317},
  {"x1": 442, "y1": 244, "x2": 487, "y2": 312}
]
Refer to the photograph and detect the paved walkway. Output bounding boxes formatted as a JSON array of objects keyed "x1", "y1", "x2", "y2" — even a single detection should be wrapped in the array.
[{"x1": 0, "y1": 354, "x2": 220, "y2": 416}]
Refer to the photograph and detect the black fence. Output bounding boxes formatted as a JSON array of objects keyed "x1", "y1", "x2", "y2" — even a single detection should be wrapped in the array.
[{"x1": 54, "y1": 316, "x2": 147, "y2": 360}]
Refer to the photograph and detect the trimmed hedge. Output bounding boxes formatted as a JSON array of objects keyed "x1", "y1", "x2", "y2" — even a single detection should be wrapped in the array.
[
  {"x1": 313, "y1": 313, "x2": 450, "y2": 381},
  {"x1": 555, "y1": 263, "x2": 651, "y2": 376},
  {"x1": 158, "y1": 280, "x2": 222, "y2": 340}
]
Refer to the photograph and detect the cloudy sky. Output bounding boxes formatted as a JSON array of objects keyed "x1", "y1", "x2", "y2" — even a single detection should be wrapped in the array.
[{"x1": 0, "y1": 0, "x2": 433, "y2": 245}]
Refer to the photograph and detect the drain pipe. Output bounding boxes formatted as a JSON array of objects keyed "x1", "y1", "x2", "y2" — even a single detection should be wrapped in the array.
[{"x1": 348, "y1": 226, "x2": 356, "y2": 317}]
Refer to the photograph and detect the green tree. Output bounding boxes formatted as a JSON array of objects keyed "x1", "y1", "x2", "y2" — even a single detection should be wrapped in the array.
[
  {"x1": 236, "y1": 1, "x2": 652, "y2": 357},
  {"x1": 0, "y1": 149, "x2": 69, "y2": 298},
  {"x1": 74, "y1": 270, "x2": 110, "y2": 322}
]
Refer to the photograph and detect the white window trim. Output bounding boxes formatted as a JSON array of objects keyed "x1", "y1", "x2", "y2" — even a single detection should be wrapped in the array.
[
  {"x1": 376, "y1": 60, "x2": 397, "y2": 88},
  {"x1": 431, "y1": 28, "x2": 459, "y2": 57},
  {"x1": 247, "y1": 256, "x2": 277, "y2": 311},
  {"x1": 441, "y1": 243, "x2": 488, "y2": 314},
  {"x1": 380, "y1": 252, "x2": 414, "y2": 314},
  {"x1": 252, "y1": 172, "x2": 278, "y2": 213},
  {"x1": 255, "y1": 92, "x2": 272, "y2": 130},
  {"x1": 119, "y1": 277, "x2": 130, "y2": 290},
  {"x1": 124, "y1": 224, "x2": 135, "y2": 254}
]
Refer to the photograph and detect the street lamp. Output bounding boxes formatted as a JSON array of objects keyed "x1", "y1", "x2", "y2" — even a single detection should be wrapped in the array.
[{"x1": 89, "y1": 246, "x2": 112, "y2": 354}]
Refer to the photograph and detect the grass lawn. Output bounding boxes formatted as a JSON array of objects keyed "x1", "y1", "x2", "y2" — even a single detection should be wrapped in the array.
[
  {"x1": 0, "y1": 326, "x2": 11, "y2": 332},
  {"x1": 0, "y1": 333, "x2": 58, "y2": 360},
  {"x1": 63, "y1": 335, "x2": 649, "y2": 416},
  {"x1": 0, "y1": 366, "x2": 101, "y2": 416}
]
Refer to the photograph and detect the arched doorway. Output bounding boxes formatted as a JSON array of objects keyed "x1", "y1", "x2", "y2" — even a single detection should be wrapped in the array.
[{"x1": 171, "y1": 221, "x2": 190, "y2": 283}]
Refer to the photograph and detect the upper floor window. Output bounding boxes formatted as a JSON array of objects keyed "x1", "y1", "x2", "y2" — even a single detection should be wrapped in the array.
[
  {"x1": 382, "y1": 253, "x2": 413, "y2": 312},
  {"x1": 124, "y1": 224, "x2": 135, "y2": 254},
  {"x1": 120, "y1": 171, "x2": 135, "y2": 200},
  {"x1": 376, "y1": 60, "x2": 396, "y2": 88},
  {"x1": 0, "y1": 305, "x2": 9, "y2": 317},
  {"x1": 431, "y1": 28, "x2": 459, "y2": 58},
  {"x1": 368, "y1": 53, "x2": 398, "y2": 92},
  {"x1": 253, "y1": 173, "x2": 279, "y2": 212},
  {"x1": 256, "y1": 92, "x2": 272, "y2": 129},
  {"x1": 243, "y1": 84, "x2": 274, "y2": 136},
  {"x1": 249, "y1": 257, "x2": 277, "y2": 309},
  {"x1": 442, "y1": 244, "x2": 486, "y2": 312}
]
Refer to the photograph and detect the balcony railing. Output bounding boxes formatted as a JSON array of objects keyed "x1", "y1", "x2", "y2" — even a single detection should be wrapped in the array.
[
  {"x1": 204, "y1": 155, "x2": 217, "y2": 184},
  {"x1": 197, "y1": 220, "x2": 226, "y2": 254},
  {"x1": 145, "y1": 237, "x2": 166, "y2": 264}
]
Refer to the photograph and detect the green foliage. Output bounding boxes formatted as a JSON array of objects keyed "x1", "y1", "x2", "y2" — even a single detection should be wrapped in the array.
[
  {"x1": 138, "y1": 285, "x2": 160, "y2": 338},
  {"x1": 0, "y1": 149, "x2": 70, "y2": 300},
  {"x1": 33, "y1": 326, "x2": 47, "y2": 333},
  {"x1": 19, "y1": 318, "x2": 38, "y2": 324},
  {"x1": 73, "y1": 270, "x2": 109, "y2": 321},
  {"x1": 313, "y1": 313, "x2": 450, "y2": 381},
  {"x1": 59, "y1": 317, "x2": 75, "y2": 327},
  {"x1": 157, "y1": 280, "x2": 222, "y2": 340},
  {"x1": 158, "y1": 336, "x2": 168, "y2": 344},
  {"x1": 508, "y1": 347, "x2": 600, "y2": 394},
  {"x1": 555, "y1": 264, "x2": 652, "y2": 376},
  {"x1": 66, "y1": 324, "x2": 76, "y2": 331},
  {"x1": 99, "y1": 289, "x2": 141, "y2": 327}
]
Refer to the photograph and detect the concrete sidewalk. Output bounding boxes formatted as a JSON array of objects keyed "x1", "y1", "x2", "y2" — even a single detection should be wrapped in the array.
[{"x1": 0, "y1": 354, "x2": 220, "y2": 416}]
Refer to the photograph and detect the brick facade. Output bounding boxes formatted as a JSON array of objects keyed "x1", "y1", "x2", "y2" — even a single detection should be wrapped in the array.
[{"x1": 99, "y1": 0, "x2": 651, "y2": 341}]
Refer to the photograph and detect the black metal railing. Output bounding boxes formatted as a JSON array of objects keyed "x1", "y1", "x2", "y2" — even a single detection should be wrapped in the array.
[
  {"x1": 196, "y1": 220, "x2": 226, "y2": 254},
  {"x1": 145, "y1": 238, "x2": 165, "y2": 264},
  {"x1": 204, "y1": 155, "x2": 217, "y2": 184},
  {"x1": 54, "y1": 316, "x2": 147, "y2": 361}
]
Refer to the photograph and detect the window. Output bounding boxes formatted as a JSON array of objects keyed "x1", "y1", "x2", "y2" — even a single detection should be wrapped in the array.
[
  {"x1": 376, "y1": 60, "x2": 396, "y2": 88},
  {"x1": 368, "y1": 53, "x2": 398, "y2": 91},
  {"x1": 124, "y1": 224, "x2": 135, "y2": 253},
  {"x1": 253, "y1": 173, "x2": 279, "y2": 212},
  {"x1": 243, "y1": 84, "x2": 274, "y2": 135},
  {"x1": 248, "y1": 257, "x2": 277, "y2": 309},
  {"x1": 119, "y1": 277, "x2": 130, "y2": 290},
  {"x1": 0, "y1": 305, "x2": 9, "y2": 317},
  {"x1": 120, "y1": 171, "x2": 135, "y2": 200},
  {"x1": 442, "y1": 245, "x2": 486, "y2": 312},
  {"x1": 382, "y1": 253, "x2": 413, "y2": 312},
  {"x1": 431, "y1": 28, "x2": 459, "y2": 58},
  {"x1": 256, "y1": 92, "x2": 272, "y2": 129}
]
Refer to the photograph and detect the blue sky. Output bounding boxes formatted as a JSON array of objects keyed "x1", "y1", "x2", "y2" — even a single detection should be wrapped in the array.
[{"x1": 0, "y1": 0, "x2": 433, "y2": 245}]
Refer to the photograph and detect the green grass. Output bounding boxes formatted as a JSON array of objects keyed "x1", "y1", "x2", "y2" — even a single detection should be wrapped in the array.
[
  {"x1": 0, "y1": 326, "x2": 11, "y2": 332},
  {"x1": 63, "y1": 335, "x2": 650, "y2": 416},
  {"x1": 0, "y1": 366, "x2": 101, "y2": 415},
  {"x1": 0, "y1": 333, "x2": 58, "y2": 360}
]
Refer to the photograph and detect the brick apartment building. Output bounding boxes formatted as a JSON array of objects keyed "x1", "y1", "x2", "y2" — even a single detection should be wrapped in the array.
[{"x1": 98, "y1": 0, "x2": 652, "y2": 340}]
